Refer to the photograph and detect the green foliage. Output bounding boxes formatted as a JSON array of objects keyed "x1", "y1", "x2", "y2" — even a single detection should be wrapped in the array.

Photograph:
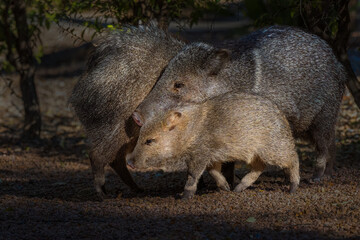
[
  {"x1": 243, "y1": 0, "x2": 345, "y2": 40},
  {"x1": 244, "y1": 0, "x2": 295, "y2": 26},
  {"x1": 57, "y1": 0, "x2": 231, "y2": 33},
  {"x1": 243, "y1": 0, "x2": 302, "y2": 27},
  {"x1": 0, "y1": 0, "x2": 64, "y2": 72},
  {"x1": 1, "y1": 0, "x2": 231, "y2": 70}
]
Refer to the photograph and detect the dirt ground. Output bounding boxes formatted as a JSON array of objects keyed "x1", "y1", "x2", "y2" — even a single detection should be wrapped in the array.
[{"x1": 1, "y1": 16, "x2": 360, "y2": 240}]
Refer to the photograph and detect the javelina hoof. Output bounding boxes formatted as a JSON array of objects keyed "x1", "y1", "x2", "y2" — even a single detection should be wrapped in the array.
[
  {"x1": 289, "y1": 183, "x2": 298, "y2": 193},
  {"x1": 309, "y1": 173, "x2": 333, "y2": 184},
  {"x1": 312, "y1": 166, "x2": 326, "y2": 181},
  {"x1": 308, "y1": 177, "x2": 321, "y2": 184},
  {"x1": 181, "y1": 190, "x2": 195, "y2": 200},
  {"x1": 233, "y1": 183, "x2": 248, "y2": 193},
  {"x1": 94, "y1": 181, "x2": 107, "y2": 200},
  {"x1": 94, "y1": 185, "x2": 108, "y2": 201},
  {"x1": 219, "y1": 182, "x2": 231, "y2": 192},
  {"x1": 95, "y1": 193, "x2": 105, "y2": 202}
]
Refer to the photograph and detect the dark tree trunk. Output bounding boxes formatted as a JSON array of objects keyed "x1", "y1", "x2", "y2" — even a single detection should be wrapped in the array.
[
  {"x1": 19, "y1": 70, "x2": 41, "y2": 139},
  {"x1": 346, "y1": 64, "x2": 360, "y2": 108},
  {"x1": 11, "y1": 0, "x2": 41, "y2": 139},
  {"x1": 301, "y1": 0, "x2": 360, "y2": 109}
]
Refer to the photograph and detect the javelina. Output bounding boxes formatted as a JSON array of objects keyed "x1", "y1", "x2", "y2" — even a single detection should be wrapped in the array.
[
  {"x1": 133, "y1": 26, "x2": 347, "y2": 182},
  {"x1": 127, "y1": 92, "x2": 300, "y2": 199},
  {"x1": 69, "y1": 24, "x2": 185, "y2": 198}
]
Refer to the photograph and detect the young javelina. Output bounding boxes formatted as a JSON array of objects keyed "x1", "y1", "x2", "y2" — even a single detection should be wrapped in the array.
[
  {"x1": 69, "y1": 24, "x2": 184, "y2": 199},
  {"x1": 128, "y1": 92, "x2": 300, "y2": 199},
  {"x1": 133, "y1": 26, "x2": 346, "y2": 183}
]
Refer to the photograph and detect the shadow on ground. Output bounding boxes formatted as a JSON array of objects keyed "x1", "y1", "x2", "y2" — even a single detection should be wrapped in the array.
[{"x1": 0, "y1": 207, "x2": 343, "y2": 240}]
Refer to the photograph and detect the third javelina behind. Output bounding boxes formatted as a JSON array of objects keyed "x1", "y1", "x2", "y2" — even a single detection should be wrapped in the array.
[
  {"x1": 134, "y1": 26, "x2": 347, "y2": 181},
  {"x1": 69, "y1": 24, "x2": 185, "y2": 198},
  {"x1": 128, "y1": 92, "x2": 300, "y2": 199}
]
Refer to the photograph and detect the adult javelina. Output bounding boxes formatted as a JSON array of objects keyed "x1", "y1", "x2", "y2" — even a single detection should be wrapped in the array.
[
  {"x1": 69, "y1": 25, "x2": 184, "y2": 198},
  {"x1": 133, "y1": 26, "x2": 347, "y2": 182},
  {"x1": 127, "y1": 92, "x2": 300, "y2": 199}
]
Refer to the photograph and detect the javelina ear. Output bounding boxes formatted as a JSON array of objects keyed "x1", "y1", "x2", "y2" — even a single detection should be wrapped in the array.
[
  {"x1": 204, "y1": 49, "x2": 231, "y2": 76},
  {"x1": 132, "y1": 111, "x2": 144, "y2": 126},
  {"x1": 163, "y1": 112, "x2": 182, "y2": 131}
]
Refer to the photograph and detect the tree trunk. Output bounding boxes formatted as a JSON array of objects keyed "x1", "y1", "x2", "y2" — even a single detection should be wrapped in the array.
[
  {"x1": 332, "y1": 0, "x2": 360, "y2": 109},
  {"x1": 11, "y1": 0, "x2": 41, "y2": 139},
  {"x1": 19, "y1": 69, "x2": 41, "y2": 139},
  {"x1": 345, "y1": 60, "x2": 360, "y2": 108}
]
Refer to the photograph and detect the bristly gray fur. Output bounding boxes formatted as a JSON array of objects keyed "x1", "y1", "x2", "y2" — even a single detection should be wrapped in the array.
[
  {"x1": 136, "y1": 25, "x2": 347, "y2": 180},
  {"x1": 69, "y1": 23, "x2": 185, "y2": 197}
]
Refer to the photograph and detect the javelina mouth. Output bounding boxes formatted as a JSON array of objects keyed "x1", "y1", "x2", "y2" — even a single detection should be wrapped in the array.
[{"x1": 127, "y1": 161, "x2": 136, "y2": 169}]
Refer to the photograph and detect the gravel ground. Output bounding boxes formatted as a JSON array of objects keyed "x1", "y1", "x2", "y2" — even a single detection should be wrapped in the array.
[
  {"x1": 1, "y1": 20, "x2": 360, "y2": 240},
  {"x1": 0, "y1": 131, "x2": 359, "y2": 240}
]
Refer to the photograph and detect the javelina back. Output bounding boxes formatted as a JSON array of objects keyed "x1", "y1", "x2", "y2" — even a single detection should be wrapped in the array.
[
  {"x1": 69, "y1": 24, "x2": 184, "y2": 198},
  {"x1": 133, "y1": 26, "x2": 346, "y2": 181},
  {"x1": 127, "y1": 92, "x2": 300, "y2": 199}
]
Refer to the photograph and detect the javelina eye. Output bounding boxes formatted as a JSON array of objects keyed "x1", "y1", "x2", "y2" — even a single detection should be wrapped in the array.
[
  {"x1": 145, "y1": 139, "x2": 155, "y2": 145},
  {"x1": 174, "y1": 82, "x2": 185, "y2": 89}
]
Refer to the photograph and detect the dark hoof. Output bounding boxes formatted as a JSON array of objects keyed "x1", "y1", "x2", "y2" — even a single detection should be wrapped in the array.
[
  {"x1": 289, "y1": 183, "x2": 298, "y2": 193},
  {"x1": 312, "y1": 167, "x2": 325, "y2": 180},
  {"x1": 308, "y1": 177, "x2": 321, "y2": 184},
  {"x1": 233, "y1": 183, "x2": 247, "y2": 193},
  {"x1": 94, "y1": 183, "x2": 107, "y2": 201},
  {"x1": 181, "y1": 191, "x2": 195, "y2": 200},
  {"x1": 219, "y1": 182, "x2": 231, "y2": 192},
  {"x1": 95, "y1": 190, "x2": 107, "y2": 202}
]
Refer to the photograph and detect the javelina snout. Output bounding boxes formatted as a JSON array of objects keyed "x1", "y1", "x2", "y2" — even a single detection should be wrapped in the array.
[
  {"x1": 128, "y1": 111, "x2": 186, "y2": 169},
  {"x1": 125, "y1": 152, "x2": 136, "y2": 169},
  {"x1": 132, "y1": 111, "x2": 144, "y2": 127},
  {"x1": 125, "y1": 141, "x2": 156, "y2": 170}
]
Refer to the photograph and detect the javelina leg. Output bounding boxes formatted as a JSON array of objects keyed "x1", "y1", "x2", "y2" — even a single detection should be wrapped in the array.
[
  {"x1": 310, "y1": 102, "x2": 340, "y2": 180},
  {"x1": 207, "y1": 162, "x2": 230, "y2": 191},
  {"x1": 283, "y1": 157, "x2": 300, "y2": 193},
  {"x1": 325, "y1": 140, "x2": 336, "y2": 176},
  {"x1": 311, "y1": 124, "x2": 336, "y2": 180},
  {"x1": 183, "y1": 160, "x2": 207, "y2": 199},
  {"x1": 89, "y1": 153, "x2": 107, "y2": 199},
  {"x1": 221, "y1": 162, "x2": 235, "y2": 189},
  {"x1": 110, "y1": 137, "x2": 142, "y2": 192},
  {"x1": 234, "y1": 158, "x2": 265, "y2": 192}
]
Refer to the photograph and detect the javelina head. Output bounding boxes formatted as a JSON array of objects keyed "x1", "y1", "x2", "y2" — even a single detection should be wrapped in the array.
[
  {"x1": 133, "y1": 42, "x2": 230, "y2": 126},
  {"x1": 127, "y1": 111, "x2": 189, "y2": 169}
]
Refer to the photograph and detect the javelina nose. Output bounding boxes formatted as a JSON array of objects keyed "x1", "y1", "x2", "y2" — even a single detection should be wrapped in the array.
[
  {"x1": 132, "y1": 111, "x2": 144, "y2": 126},
  {"x1": 126, "y1": 153, "x2": 136, "y2": 169},
  {"x1": 127, "y1": 159, "x2": 135, "y2": 169}
]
